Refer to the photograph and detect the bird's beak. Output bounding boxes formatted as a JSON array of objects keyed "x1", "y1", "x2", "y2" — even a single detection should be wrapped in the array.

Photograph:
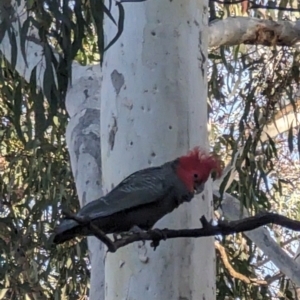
[{"x1": 194, "y1": 182, "x2": 205, "y2": 194}]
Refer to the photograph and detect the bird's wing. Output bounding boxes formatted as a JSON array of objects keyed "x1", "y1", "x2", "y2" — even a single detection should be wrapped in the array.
[{"x1": 77, "y1": 166, "x2": 170, "y2": 220}]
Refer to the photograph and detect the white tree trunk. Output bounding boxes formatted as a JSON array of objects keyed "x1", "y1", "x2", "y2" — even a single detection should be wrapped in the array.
[
  {"x1": 100, "y1": 1, "x2": 214, "y2": 299},
  {"x1": 65, "y1": 63, "x2": 105, "y2": 300}
]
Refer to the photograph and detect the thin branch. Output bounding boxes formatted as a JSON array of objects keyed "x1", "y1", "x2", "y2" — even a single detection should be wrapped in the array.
[
  {"x1": 63, "y1": 211, "x2": 300, "y2": 253},
  {"x1": 215, "y1": 241, "x2": 268, "y2": 285}
]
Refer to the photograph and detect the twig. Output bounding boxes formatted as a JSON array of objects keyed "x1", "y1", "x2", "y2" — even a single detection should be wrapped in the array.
[
  {"x1": 215, "y1": 241, "x2": 267, "y2": 285},
  {"x1": 62, "y1": 211, "x2": 300, "y2": 253}
]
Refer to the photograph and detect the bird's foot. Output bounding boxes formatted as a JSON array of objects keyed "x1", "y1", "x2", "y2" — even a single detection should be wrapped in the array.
[{"x1": 150, "y1": 228, "x2": 167, "y2": 250}]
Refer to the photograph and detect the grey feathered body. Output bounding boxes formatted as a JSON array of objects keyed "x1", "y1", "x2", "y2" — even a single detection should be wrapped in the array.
[{"x1": 53, "y1": 160, "x2": 194, "y2": 244}]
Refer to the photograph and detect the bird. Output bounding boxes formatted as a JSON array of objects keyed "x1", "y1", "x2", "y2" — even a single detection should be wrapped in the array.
[{"x1": 53, "y1": 147, "x2": 222, "y2": 245}]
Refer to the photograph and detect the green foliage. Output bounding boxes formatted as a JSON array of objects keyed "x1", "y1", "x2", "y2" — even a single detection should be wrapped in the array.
[
  {"x1": 0, "y1": 0, "x2": 299, "y2": 298},
  {"x1": 209, "y1": 37, "x2": 300, "y2": 299},
  {"x1": 0, "y1": 0, "x2": 130, "y2": 122},
  {"x1": 209, "y1": 3, "x2": 300, "y2": 299},
  {"x1": 0, "y1": 58, "x2": 89, "y2": 298}
]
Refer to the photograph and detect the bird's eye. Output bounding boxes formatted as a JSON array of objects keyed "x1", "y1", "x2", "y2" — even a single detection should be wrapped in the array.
[{"x1": 194, "y1": 173, "x2": 198, "y2": 179}]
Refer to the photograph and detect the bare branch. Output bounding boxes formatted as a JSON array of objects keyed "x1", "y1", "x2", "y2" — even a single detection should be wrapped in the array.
[
  {"x1": 209, "y1": 17, "x2": 300, "y2": 48},
  {"x1": 62, "y1": 211, "x2": 300, "y2": 253}
]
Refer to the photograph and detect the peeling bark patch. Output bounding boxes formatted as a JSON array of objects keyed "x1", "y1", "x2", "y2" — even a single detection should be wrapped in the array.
[
  {"x1": 108, "y1": 116, "x2": 118, "y2": 150},
  {"x1": 255, "y1": 25, "x2": 277, "y2": 46},
  {"x1": 72, "y1": 109, "x2": 101, "y2": 171},
  {"x1": 244, "y1": 24, "x2": 281, "y2": 46},
  {"x1": 111, "y1": 70, "x2": 125, "y2": 95}
]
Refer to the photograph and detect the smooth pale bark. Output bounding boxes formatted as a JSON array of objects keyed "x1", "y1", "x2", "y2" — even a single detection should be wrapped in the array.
[
  {"x1": 100, "y1": 1, "x2": 214, "y2": 299},
  {"x1": 65, "y1": 63, "x2": 104, "y2": 300},
  {"x1": 209, "y1": 17, "x2": 300, "y2": 48}
]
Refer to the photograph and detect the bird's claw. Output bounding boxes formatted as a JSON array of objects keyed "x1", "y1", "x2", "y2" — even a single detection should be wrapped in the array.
[{"x1": 150, "y1": 228, "x2": 167, "y2": 250}]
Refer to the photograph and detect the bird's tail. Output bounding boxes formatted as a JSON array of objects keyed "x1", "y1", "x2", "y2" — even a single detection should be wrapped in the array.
[{"x1": 52, "y1": 219, "x2": 84, "y2": 245}]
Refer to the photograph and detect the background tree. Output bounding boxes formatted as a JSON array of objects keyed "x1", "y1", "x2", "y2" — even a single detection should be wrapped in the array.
[
  {"x1": 0, "y1": 0, "x2": 300, "y2": 299},
  {"x1": 209, "y1": 1, "x2": 300, "y2": 298}
]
